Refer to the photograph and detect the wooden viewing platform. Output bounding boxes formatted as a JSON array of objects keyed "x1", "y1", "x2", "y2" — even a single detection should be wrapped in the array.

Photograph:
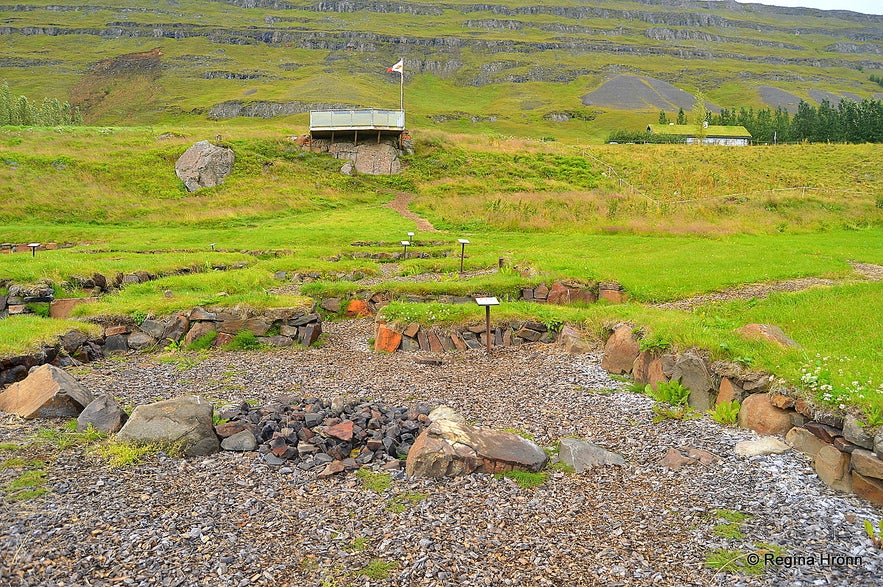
[{"x1": 309, "y1": 109, "x2": 405, "y2": 144}]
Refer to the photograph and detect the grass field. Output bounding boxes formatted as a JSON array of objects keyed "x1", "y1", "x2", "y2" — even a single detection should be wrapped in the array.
[{"x1": 1, "y1": 124, "x2": 882, "y2": 420}]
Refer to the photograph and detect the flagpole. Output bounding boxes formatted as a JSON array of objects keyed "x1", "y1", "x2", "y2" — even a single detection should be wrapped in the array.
[{"x1": 399, "y1": 66, "x2": 404, "y2": 112}]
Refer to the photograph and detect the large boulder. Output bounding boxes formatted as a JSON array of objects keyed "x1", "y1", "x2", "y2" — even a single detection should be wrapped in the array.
[
  {"x1": 0, "y1": 364, "x2": 94, "y2": 419},
  {"x1": 116, "y1": 396, "x2": 219, "y2": 456},
  {"x1": 175, "y1": 140, "x2": 235, "y2": 192},
  {"x1": 406, "y1": 420, "x2": 548, "y2": 478}
]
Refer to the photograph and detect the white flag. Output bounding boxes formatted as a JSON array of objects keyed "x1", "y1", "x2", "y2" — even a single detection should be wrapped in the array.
[{"x1": 387, "y1": 59, "x2": 403, "y2": 74}]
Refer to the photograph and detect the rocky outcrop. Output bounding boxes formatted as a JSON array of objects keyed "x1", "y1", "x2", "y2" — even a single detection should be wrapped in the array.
[
  {"x1": 215, "y1": 396, "x2": 431, "y2": 471},
  {"x1": 0, "y1": 364, "x2": 93, "y2": 419},
  {"x1": 208, "y1": 100, "x2": 359, "y2": 119},
  {"x1": 308, "y1": 141, "x2": 403, "y2": 175},
  {"x1": 175, "y1": 141, "x2": 235, "y2": 192}
]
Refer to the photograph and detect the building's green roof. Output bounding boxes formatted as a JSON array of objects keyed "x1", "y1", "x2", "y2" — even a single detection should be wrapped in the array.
[{"x1": 646, "y1": 124, "x2": 752, "y2": 138}]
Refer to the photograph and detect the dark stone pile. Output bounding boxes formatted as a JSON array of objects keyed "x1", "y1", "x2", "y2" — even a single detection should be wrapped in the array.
[{"x1": 215, "y1": 397, "x2": 433, "y2": 474}]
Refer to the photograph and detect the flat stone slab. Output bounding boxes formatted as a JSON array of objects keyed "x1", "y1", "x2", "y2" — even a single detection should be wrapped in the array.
[
  {"x1": 0, "y1": 364, "x2": 94, "y2": 419},
  {"x1": 406, "y1": 420, "x2": 548, "y2": 478},
  {"x1": 558, "y1": 438, "x2": 625, "y2": 472}
]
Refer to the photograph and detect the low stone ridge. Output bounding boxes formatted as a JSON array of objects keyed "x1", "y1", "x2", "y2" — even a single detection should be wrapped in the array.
[
  {"x1": 375, "y1": 319, "x2": 557, "y2": 353},
  {"x1": 0, "y1": 364, "x2": 93, "y2": 419},
  {"x1": 216, "y1": 397, "x2": 432, "y2": 473},
  {"x1": 175, "y1": 140, "x2": 235, "y2": 191},
  {"x1": 406, "y1": 418, "x2": 548, "y2": 478},
  {"x1": 117, "y1": 396, "x2": 219, "y2": 457},
  {"x1": 594, "y1": 328, "x2": 883, "y2": 506}
]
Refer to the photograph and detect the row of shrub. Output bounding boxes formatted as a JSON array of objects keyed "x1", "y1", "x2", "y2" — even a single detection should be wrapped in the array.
[{"x1": 0, "y1": 81, "x2": 82, "y2": 126}]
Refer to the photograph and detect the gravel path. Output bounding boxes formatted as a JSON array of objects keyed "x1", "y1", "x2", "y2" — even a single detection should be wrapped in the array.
[
  {"x1": 2, "y1": 320, "x2": 882, "y2": 586},
  {"x1": 655, "y1": 262, "x2": 882, "y2": 311}
]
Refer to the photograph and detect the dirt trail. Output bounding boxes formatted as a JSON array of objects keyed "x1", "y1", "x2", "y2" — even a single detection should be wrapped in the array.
[
  {"x1": 383, "y1": 192, "x2": 437, "y2": 232},
  {"x1": 655, "y1": 261, "x2": 883, "y2": 311}
]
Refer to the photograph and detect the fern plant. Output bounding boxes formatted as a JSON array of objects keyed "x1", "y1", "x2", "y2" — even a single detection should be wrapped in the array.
[
  {"x1": 645, "y1": 378, "x2": 691, "y2": 406},
  {"x1": 709, "y1": 400, "x2": 741, "y2": 425},
  {"x1": 645, "y1": 378, "x2": 696, "y2": 422}
]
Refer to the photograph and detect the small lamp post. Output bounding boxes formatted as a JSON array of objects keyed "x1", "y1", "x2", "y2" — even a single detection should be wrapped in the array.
[
  {"x1": 28, "y1": 242, "x2": 41, "y2": 257},
  {"x1": 475, "y1": 296, "x2": 500, "y2": 353},
  {"x1": 458, "y1": 238, "x2": 470, "y2": 275},
  {"x1": 401, "y1": 240, "x2": 410, "y2": 260}
]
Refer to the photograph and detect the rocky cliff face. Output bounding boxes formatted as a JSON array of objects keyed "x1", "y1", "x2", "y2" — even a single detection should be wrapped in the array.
[{"x1": 2, "y1": 0, "x2": 880, "y2": 121}]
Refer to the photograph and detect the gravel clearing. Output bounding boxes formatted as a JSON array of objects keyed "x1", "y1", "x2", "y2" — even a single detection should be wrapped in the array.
[{"x1": 1, "y1": 320, "x2": 882, "y2": 586}]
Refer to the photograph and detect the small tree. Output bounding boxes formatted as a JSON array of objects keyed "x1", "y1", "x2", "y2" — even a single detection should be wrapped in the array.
[
  {"x1": 676, "y1": 108, "x2": 686, "y2": 125},
  {"x1": 658, "y1": 110, "x2": 669, "y2": 124}
]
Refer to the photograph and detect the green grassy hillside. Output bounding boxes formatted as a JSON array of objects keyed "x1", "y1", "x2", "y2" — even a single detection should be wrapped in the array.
[
  {"x1": 1, "y1": 125, "x2": 881, "y2": 418},
  {"x1": 1, "y1": 0, "x2": 881, "y2": 135}
]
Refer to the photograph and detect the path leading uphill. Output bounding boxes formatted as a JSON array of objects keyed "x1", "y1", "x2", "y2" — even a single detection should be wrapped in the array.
[{"x1": 383, "y1": 192, "x2": 437, "y2": 232}]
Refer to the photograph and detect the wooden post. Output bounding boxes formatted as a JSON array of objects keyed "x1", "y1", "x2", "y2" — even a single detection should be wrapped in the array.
[{"x1": 485, "y1": 306, "x2": 491, "y2": 353}]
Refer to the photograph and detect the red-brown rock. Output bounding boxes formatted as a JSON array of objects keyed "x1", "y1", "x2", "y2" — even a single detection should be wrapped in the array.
[
  {"x1": 406, "y1": 420, "x2": 548, "y2": 478},
  {"x1": 428, "y1": 333, "x2": 444, "y2": 353},
  {"x1": 345, "y1": 299, "x2": 372, "y2": 317},
  {"x1": 632, "y1": 351, "x2": 654, "y2": 384},
  {"x1": 546, "y1": 282, "x2": 570, "y2": 305},
  {"x1": 738, "y1": 393, "x2": 793, "y2": 436},
  {"x1": 184, "y1": 322, "x2": 217, "y2": 347},
  {"x1": 646, "y1": 357, "x2": 671, "y2": 391},
  {"x1": 814, "y1": 445, "x2": 852, "y2": 493},
  {"x1": 374, "y1": 325, "x2": 402, "y2": 353},
  {"x1": 325, "y1": 420, "x2": 354, "y2": 442},
  {"x1": 104, "y1": 325, "x2": 130, "y2": 337},
  {"x1": 852, "y1": 449, "x2": 883, "y2": 480},
  {"x1": 601, "y1": 324, "x2": 640, "y2": 375},
  {"x1": 717, "y1": 377, "x2": 745, "y2": 405},
  {"x1": 770, "y1": 393, "x2": 796, "y2": 409},
  {"x1": 0, "y1": 364, "x2": 94, "y2": 419}
]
